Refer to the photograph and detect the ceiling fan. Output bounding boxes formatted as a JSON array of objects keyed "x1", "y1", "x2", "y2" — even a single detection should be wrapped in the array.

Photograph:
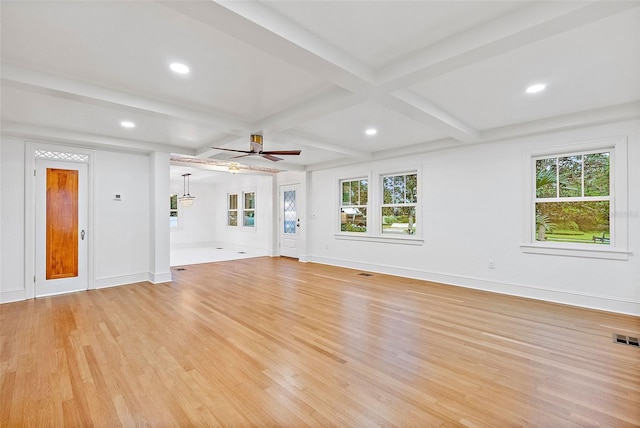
[{"x1": 212, "y1": 134, "x2": 301, "y2": 162}]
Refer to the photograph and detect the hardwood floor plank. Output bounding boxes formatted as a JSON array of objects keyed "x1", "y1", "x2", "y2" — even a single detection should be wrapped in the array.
[{"x1": 1, "y1": 257, "x2": 639, "y2": 426}]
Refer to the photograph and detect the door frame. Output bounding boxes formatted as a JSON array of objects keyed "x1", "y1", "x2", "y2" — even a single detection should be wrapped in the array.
[
  {"x1": 279, "y1": 183, "x2": 301, "y2": 258},
  {"x1": 24, "y1": 142, "x2": 95, "y2": 298}
]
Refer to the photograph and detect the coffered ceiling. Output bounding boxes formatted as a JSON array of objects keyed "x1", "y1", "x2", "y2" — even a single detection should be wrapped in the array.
[{"x1": 2, "y1": 1, "x2": 639, "y2": 172}]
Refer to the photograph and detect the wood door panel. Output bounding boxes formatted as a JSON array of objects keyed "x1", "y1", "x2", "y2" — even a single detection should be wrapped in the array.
[{"x1": 46, "y1": 168, "x2": 78, "y2": 280}]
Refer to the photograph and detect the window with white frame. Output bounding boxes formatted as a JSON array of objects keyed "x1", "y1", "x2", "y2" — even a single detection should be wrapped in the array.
[
  {"x1": 243, "y1": 192, "x2": 256, "y2": 227},
  {"x1": 534, "y1": 151, "x2": 610, "y2": 244},
  {"x1": 381, "y1": 173, "x2": 417, "y2": 235},
  {"x1": 170, "y1": 194, "x2": 179, "y2": 228},
  {"x1": 228, "y1": 193, "x2": 238, "y2": 226},
  {"x1": 523, "y1": 136, "x2": 629, "y2": 260},
  {"x1": 340, "y1": 178, "x2": 368, "y2": 232}
]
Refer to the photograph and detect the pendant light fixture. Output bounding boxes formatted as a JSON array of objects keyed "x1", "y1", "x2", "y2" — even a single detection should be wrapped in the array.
[{"x1": 178, "y1": 173, "x2": 195, "y2": 207}]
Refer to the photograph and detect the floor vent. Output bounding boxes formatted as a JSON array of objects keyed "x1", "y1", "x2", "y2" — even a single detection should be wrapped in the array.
[
  {"x1": 613, "y1": 334, "x2": 640, "y2": 347},
  {"x1": 175, "y1": 268, "x2": 186, "y2": 271},
  {"x1": 358, "y1": 273, "x2": 374, "y2": 277}
]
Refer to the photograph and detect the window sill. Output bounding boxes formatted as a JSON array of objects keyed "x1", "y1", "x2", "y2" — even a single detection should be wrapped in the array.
[
  {"x1": 520, "y1": 243, "x2": 630, "y2": 260},
  {"x1": 335, "y1": 233, "x2": 424, "y2": 246}
]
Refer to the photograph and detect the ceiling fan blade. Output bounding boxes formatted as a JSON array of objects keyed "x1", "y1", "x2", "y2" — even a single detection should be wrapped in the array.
[
  {"x1": 261, "y1": 150, "x2": 301, "y2": 156},
  {"x1": 231, "y1": 153, "x2": 253, "y2": 159},
  {"x1": 261, "y1": 154, "x2": 283, "y2": 162},
  {"x1": 211, "y1": 147, "x2": 253, "y2": 154}
]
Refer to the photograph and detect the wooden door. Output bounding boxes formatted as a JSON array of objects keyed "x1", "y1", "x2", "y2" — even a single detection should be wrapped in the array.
[{"x1": 36, "y1": 160, "x2": 88, "y2": 296}]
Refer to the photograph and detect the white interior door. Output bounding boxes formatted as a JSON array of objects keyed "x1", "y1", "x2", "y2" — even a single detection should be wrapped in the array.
[
  {"x1": 35, "y1": 159, "x2": 88, "y2": 297},
  {"x1": 279, "y1": 184, "x2": 299, "y2": 258}
]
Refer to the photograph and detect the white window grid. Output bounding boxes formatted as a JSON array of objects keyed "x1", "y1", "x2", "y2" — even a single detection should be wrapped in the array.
[{"x1": 532, "y1": 149, "x2": 612, "y2": 244}]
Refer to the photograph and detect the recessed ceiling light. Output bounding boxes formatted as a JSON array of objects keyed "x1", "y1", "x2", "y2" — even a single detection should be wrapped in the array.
[
  {"x1": 365, "y1": 128, "x2": 377, "y2": 136},
  {"x1": 120, "y1": 121, "x2": 135, "y2": 128},
  {"x1": 526, "y1": 83, "x2": 546, "y2": 94},
  {"x1": 170, "y1": 62, "x2": 190, "y2": 74}
]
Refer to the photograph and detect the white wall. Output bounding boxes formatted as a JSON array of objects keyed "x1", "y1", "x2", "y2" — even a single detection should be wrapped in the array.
[
  {"x1": 307, "y1": 120, "x2": 640, "y2": 315},
  {"x1": 214, "y1": 173, "x2": 275, "y2": 254},
  {"x1": 0, "y1": 139, "x2": 25, "y2": 301},
  {"x1": 0, "y1": 140, "x2": 169, "y2": 302},
  {"x1": 2, "y1": 119, "x2": 638, "y2": 313},
  {"x1": 170, "y1": 180, "x2": 217, "y2": 246},
  {"x1": 93, "y1": 150, "x2": 151, "y2": 288}
]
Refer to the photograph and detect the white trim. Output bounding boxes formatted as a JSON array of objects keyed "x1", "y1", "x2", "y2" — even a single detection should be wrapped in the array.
[
  {"x1": 24, "y1": 142, "x2": 95, "y2": 299},
  {"x1": 0, "y1": 290, "x2": 27, "y2": 304},
  {"x1": 336, "y1": 165, "x2": 423, "y2": 240},
  {"x1": 34, "y1": 150, "x2": 89, "y2": 163},
  {"x1": 521, "y1": 135, "x2": 629, "y2": 259},
  {"x1": 520, "y1": 243, "x2": 630, "y2": 260},
  {"x1": 149, "y1": 271, "x2": 171, "y2": 284},
  {"x1": 339, "y1": 176, "x2": 369, "y2": 234},
  {"x1": 227, "y1": 192, "x2": 239, "y2": 227},
  {"x1": 242, "y1": 190, "x2": 257, "y2": 228},
  {"x1": 169, "y1": 193, "x2": 183, "y2": 229},
  {"x1": 309, "y1": 255, "x2": 640, "y2": 316},
  {"x1": 94, "y1": 272, "x2": 150, "y2": 289},
  {"x1": 335, "y1": 233, "x2": 424, "y2": 246}
]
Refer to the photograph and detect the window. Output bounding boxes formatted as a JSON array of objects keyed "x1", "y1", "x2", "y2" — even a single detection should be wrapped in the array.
[
  {"x1": 170, "y1": 194, "x2": 179, "y2": 228},
  {"x1": 340, "y1": 178, "x2": 367, "y2": 232},
  {"x1": 381, "y1": 173, "x2": 417, "y2": 235},
  {"x1": 534, "y1": 151, "x2": 610, "y2": 244},
  {"x1": 243, "y1": 192, "x2": 255, "y2": 227},
  {"x1": 228, "y1": 194, "x2": 238, "y2": 226},
  {"x1": 522, "y1": 136, "x2": 629, "y2": 260},
  {"x1": 228, "y1": 191, "x2": 256, "y2": 228},
  {"x1": 336, "y1": 169, "x2": 422, "y2": 244}
]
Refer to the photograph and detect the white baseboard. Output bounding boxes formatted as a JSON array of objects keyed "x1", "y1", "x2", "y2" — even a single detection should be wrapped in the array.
[
  {"x1": 309, "y1": 255, "x2": 640, "y2": 316},
  {"x1": 298, "y1": 254, "x2": 310, "y2": 263},
  {"x1": 0, "y1": 289, "x2": 27, "y2": 304},
  {"x1": 149, "y1": 271, "x2": 172, "y2": 284},
  {"x1": 94, "y1": 272, "x2": 151, "y2": 289}
]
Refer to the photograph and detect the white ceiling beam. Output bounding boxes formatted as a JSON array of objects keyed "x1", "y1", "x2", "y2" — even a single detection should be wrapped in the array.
[
  {"x1": 274, "y1": 131, "x2": 369, "y2": 159},
  {"x1": 255, "y1": 87, "x2": 364, "y2": 135},
  {"x1": 157, "y1": 0, "x2": 638, "y2": 152},
  {"x1": 377, "y1": 1, "x2": 638, "y2": 91},
  {"x1": 481, "y1": 101, "x2": 640, "y2": 142},
  {"x1": 218, "y1": 155, "x2": 305, "y2": 172},
  {"x1": 195, "y1": 135, "x2": 246, "y2": 159},
  {"x1": 158, "y1": 0, "x2": 374, "y2": 93},
  {"x1": 157, "y1": 1, "x2": 487, "y2": 144},
  {"x1": 1, "y1": 64, "x2": 249, "y2": 136},
  {"x1": 1, "y1": 121, "x2": 190, "y2": 154},
  {"x1": 384, "y1": 90, "x2": 480, "y2": 143}
]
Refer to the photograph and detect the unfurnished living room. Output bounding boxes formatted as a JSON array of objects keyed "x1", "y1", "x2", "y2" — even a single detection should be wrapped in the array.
[{"x1": 1, "y1": 1, "x2": 639, "y2": 426}]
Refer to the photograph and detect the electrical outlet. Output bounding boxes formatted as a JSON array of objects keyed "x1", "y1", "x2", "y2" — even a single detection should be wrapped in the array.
[{"x1": 488, "y1": 260, "x2": 495, "y2": 269}]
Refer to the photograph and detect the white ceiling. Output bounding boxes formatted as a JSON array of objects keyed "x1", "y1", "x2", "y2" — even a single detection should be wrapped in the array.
[{"x1": 2, "y1": 1, "x2": 639, "y2": 174}]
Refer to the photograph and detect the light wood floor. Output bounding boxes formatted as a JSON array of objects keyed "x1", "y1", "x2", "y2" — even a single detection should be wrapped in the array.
[{"x1": 1, "y1": 257, "x2": 639, "y2": 427}]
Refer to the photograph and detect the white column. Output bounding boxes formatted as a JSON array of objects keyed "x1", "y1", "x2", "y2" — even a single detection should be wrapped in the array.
[{"x1": 149, "y1": 152, "x2": 171, "y2": 283}]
